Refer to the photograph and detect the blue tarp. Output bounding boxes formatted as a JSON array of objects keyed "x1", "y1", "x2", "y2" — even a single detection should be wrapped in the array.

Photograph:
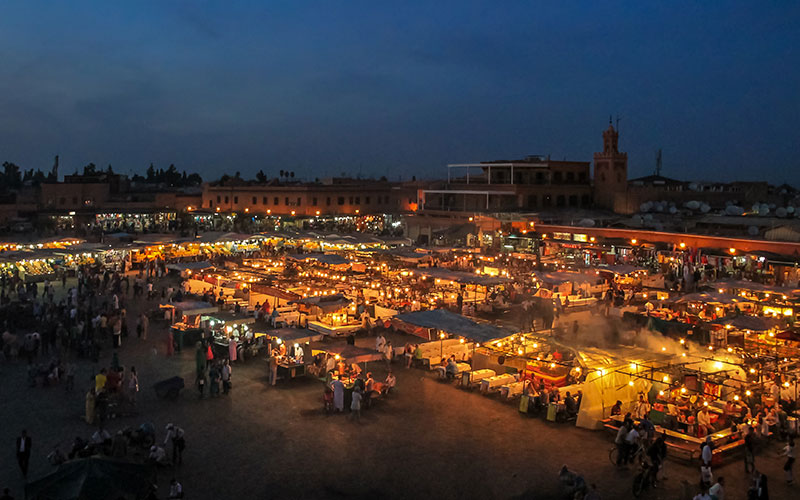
[{"x1": 394, "y1": 309, "x2": 510, "y2": 343}]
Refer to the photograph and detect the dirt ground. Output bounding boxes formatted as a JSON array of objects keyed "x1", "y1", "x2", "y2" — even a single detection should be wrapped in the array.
[{"x1": 0, "y1": 279, "x2": 796, "y2": 499}]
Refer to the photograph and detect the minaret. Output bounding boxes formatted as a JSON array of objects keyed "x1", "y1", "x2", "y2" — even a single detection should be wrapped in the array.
[{"x1": 593, "y1": 120, "x2": 628, "y2": 211}]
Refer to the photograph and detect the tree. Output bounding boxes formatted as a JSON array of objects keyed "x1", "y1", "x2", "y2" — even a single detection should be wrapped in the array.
[
  {"x1": 279, "y1": 170, "x2": 285, "y2": 179},
  {"x1": 83, "y1": 163, "x2": 97, "y2": 176},
  {"x1": 290, "y1": 171, "x2": 295, "y2": 179},
  {"x1": 106, "y1": 164, "x2": 114, "y2": 175},
  {"x1": 256, "y1": 170, "x2": 267, "y2": 183},
  {"x1": 146, "y1": 164, "x2": 156, "y2": 181}
]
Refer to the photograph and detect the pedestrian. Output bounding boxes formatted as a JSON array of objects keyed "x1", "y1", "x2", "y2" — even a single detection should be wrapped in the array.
[
  {"x1": 331, "y1": 375, "x2": 344, "y2": 412},
  {"x1": 127, "y1": 367, "x2": 139, "y2": 405},
  {"x1": 168, "y1": 478, "x2": 183, "y2": 499},
  {"x1": 140, "y1": 313, "x2": 149, "y2": 340},
  {"x1": 708, "y1": 476, "x2": 724, "y2": 500},
  {"x1": 196, "y1": 371, "x2": 206, "y2": 399},
  {"x1": 228, "y1": 337, "x2": 237, "y2": 362},
  {"x1": 16, "y1": 430, "x2": 31, "y2": 478},
  {"x1": 780, "y1": 438, "x2": 795, "y2": 485},
  {"x1": 221, "y1": 359, "x2": 232, "y2": 394},
  {"x1": 209, "y1": 362, "x2": 220, "y2": 397},
  {"x1": 164, "y1": 424, "x2": 185, "y2": 465},
  {"x1": 350, "y1": 386, "x2": 362, "y2": 422},
  {"x1": 700, "y1": 464, "x2": 713, "y2": 489},
  {"x1": 269, "y1": 354, "x2": 278, "y2": 387},
  {"x1": 384, "y1": 340, "x2": 393, "y2": 369},
  {"x1": 64, "y1": 362, "x2": 75, "y2": 392},
  {"x1": 701, "y1": 436, "x2": 713, "y2": 467},
  {"x1": 744, "y1": 425, "x2": 756, "y2": 473}
]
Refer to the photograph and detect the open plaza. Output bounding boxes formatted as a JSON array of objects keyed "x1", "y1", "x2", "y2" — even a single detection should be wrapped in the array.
[{"x1": 0, "y1": 227, "x2": 797, "y2": 499}]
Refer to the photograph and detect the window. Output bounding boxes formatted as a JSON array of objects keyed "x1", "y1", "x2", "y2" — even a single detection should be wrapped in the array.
[
  {"x1": 556, "y1": 195, "x2": 565, "y2": 207},
  {"x1": 252, "y1": 197, "x2": 256, "y2": 204},
  {"x1": 217, "y1": 195, "x2": 221, "y2": 203},
  {"x1": 365, "y1": 196, "x2": 370, "y2": 204},
  {"x1": 527, "y1": 195, "x2": 537, "y2": 208},
  {"x1": 262, "y1": 196, "x2": 267, "y2": 204},
  {"x1": 338, "y1": 197, "x2": 344, "y2": 205},
  {"x1": 59, "y1": 197, "x2": 66, "y2": 205},
  {"x1": 543, "y1": 195, "x2": 552, "y2": 207},
  {"x1": 233, "y1": 196, "x2": 238, "y2": 204},
  {"x1": 536, "y1": 172, "x2": 544, "y2": 183},
  {"x1": 349, "y1": 196, "x2": 353, "y2": 204},
  {"x1": 355, "y1": 197, "x2": 360, "y2": 205},
  {"x1": 566, "y1": 172, "x2": 575, "y2": 182},
  {"x1": 581, "y1": 194, "x2": 591, "y2": 206},
  {"x1": 285, "y1": 197, "x2": 289, "y2": 206},
  {"x1": 296, "y1": 197, "x2": 301, "y2": 206},
  {"x1": 579, "y1": 172, "x2": 587, "y2": 182},
  {"x1": 224, "y1": 196, "x2": 229, "y2": 204},
  {"x1": 274, "y1": 197, "x2": 279, "y2": 205},
  {"x1": 208, "y1": 200, "x2": 213, "y2": 208},
  {"x1": 553, "y1": 172, "x2": 562, "y2": 183},
  {"x1": 568, "y1": 195, "x2": 578, "y2": 207},
  {"x1": 327, "y1": 197, "x2": 331, "y2": 206},
  {"x1": 312, "y1": 197, "x2": 317, "y2": 206}
]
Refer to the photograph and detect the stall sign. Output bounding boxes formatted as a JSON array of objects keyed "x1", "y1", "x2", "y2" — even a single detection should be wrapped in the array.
[
  {"x1": 553, "y1": 232, "x2": 572, "y2": 241},
  {"x1": 572, "y1": 234, "x2": 588, "y2": 242}
]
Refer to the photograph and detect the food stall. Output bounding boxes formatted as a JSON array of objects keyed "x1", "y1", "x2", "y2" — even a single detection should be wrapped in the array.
[
  {"x1": 296, "y1": 294, "x2": 360, "y2": 336},
  {"x1": 159, "y1": 301, "x2": 218, "y2": 351},
  {"x1": 201, "y1": 312, "x2": 256, "y2": 358}
]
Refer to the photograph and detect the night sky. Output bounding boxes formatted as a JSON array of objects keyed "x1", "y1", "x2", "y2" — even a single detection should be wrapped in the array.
[{"x1": 1, "y1": 1, "x2": 798, "y2": 183}]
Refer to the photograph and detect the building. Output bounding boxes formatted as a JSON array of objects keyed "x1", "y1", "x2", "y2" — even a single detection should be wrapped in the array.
[
  {"x1": 201, "y1": 177, "x2": 416, "y2": 216},
  {"x1": 419, "y1": 155, "x2": 593, "y2": 213},
  {"x1": 592, "y1": 122, "x2": 628, "y2": 210},
  {"x1": 37, "y1": 172, "x2": 201, "y2": 231}
]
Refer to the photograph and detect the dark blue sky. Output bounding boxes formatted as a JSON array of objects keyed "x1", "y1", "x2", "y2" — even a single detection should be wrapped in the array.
[{"x1": 1, "y1": 1, "x2": 798, "y2": 183}]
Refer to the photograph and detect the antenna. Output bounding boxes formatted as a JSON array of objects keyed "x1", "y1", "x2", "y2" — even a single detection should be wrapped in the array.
[
  {"x1": 655, "y1": 149, "x2": 662, "y2": 177},
  {"x1": 615, "y1": 115, "x2": 620, "y2": 130}
]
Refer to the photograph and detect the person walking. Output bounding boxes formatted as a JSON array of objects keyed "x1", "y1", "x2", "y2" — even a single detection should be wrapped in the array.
[
  {"x1": 744, "y1": 425, "x2": 756, "y2": 473},
  {"x1": 168, "y1": 478, "x2": 183, "y2": 499},
  {"x1": 780, "y1": 438, "x2": 795, "y2": 485},
  {"x1": 350, "y1": 387, "x2": 362, "y2": 422},
  {"x1": 269, "y1": 354, "x2": 278, "y2": 387},
  {"x1": 140, "y1": 313, "x2": 149, "y2": 340},
  {"x1": 164, "y1": 424, "x2": 185, "y2": 465},
  {"x1": 16, "y1": 430, "x2": 31, "y2": 478},
  {"x1": 127, "y1": 367, "x2": 139, "y2": 405},
  {"x1": 331, "y1": 376, "x2": 345, "y2": 413},
  {"x1": 221, "y1": 359, "x2": 232, "y2": 395}
]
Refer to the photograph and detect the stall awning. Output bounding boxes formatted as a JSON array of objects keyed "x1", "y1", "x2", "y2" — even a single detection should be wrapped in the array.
[
  {"x1": 533, "y1": 271, "x2": 598, "y2": 286},
  {"x1": 714, "y1": 279, "x2": 800, "y2": 296},
  {"x1": 202, "y1": 313, "x2": 255, "y2": 325},
  {"x1": 288, "y1": 253, "x2": 351, "y2": 266},
  {"x1": 323, "y1": 344, "x2": 384, "y2": 363},
  {"x1": 597, "y1": 264, "x2": 647, "y2": 276},
  {"x1": 419, "y1": 267, "x2": 510, "y2": 286},
  {"x1": 291, "y1": 294, "x2": 351, "y2": 313},
  {"x1": 711, "y1": 315, "x2": 781, "y2": 332},
  {"x1": 166, "y1": 261, "x2": 214, "y2": 272},
  {"x1": 674, "y1": 292, "x2": 751, "y2": 305},
  {"x1": 161, "y1": 301, "x2": 218, "y2": 315},
  {"x1": 393, "y1": 309, "x2": 510, "y2": 343},
  {"x1": 249, "y1": 285, "x2": 300, "y2": 301},
  {"x1": 266, "y1": 327, "x2": 323, "y2": 345}
]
